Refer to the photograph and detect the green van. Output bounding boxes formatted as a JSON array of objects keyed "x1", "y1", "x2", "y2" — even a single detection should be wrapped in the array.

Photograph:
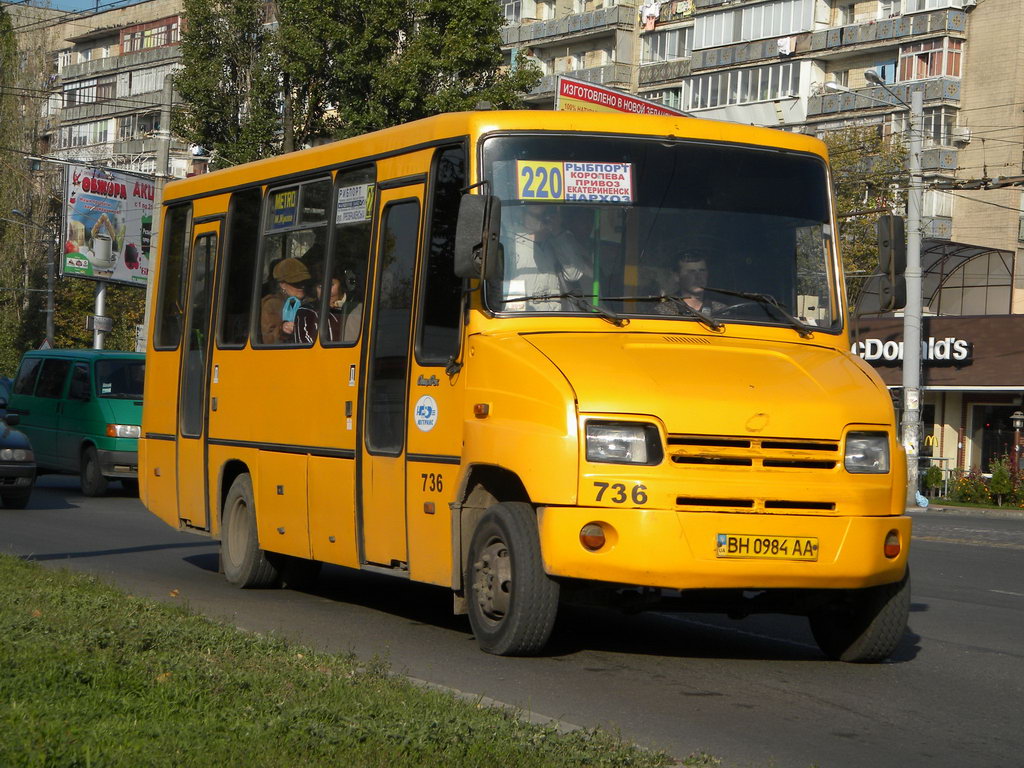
[{"x1": 8, "y1": 350, "x2": 144, "y2": 496}]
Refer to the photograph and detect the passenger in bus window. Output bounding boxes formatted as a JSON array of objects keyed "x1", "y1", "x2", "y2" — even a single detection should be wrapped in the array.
[
  {"x1": 508, "y1": 205, "x2": 594, "y2": 311},
  {"x1": 273, "y1": 257, "x2": 318, "y2": 345},
  {"x1": 321, "y1": 267, "x2": 362, "y2": 343},
  {"x1": 259, "y1": 258, "x2": 285, "y2": 344}
]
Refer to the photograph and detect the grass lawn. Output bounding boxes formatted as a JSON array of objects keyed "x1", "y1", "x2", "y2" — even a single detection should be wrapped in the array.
[{"x1": 0, "y1": 554, "x2": 717, "y2": 767}]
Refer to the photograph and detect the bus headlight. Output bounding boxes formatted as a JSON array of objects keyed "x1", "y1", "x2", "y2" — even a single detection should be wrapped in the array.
[
  {"x1": 106, "y1": 424, "x2": 141, "y2": 439},
  {"x1": 844, "y1": 432, "x2": 890, "y2": 474},
  {"x1": 586, "y1": 422, "x2": 662, "y2": 465}
]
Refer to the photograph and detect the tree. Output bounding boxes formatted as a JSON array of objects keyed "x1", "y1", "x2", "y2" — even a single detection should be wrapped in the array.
[
  {"x1": 822, "y1": 126, "x2": 906, "y2": 309},
  {"x1": 173, "y1": 0, "x2": 281, "y2": 168},
  {"x1": 175, "y1": 0, "x2": 541, "y2": 162}
]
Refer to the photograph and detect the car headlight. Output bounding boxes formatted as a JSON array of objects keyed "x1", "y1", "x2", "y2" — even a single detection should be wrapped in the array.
[
  {"x1": 845, "y1": 432, "x2": 890, "y2": 474},
  {"x1": 0, "y1": 448, "x2": 32, "y2": 462},
  {"x1": 106, "y1": 424, "x2": 141, "y2": 439},
  {"x1": 586, "y1": 422, "x2": 663, "y2": 465}
]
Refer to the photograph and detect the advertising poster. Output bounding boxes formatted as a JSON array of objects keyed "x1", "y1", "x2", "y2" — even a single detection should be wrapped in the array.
[
  {"x1": 62, "y1": 165, "x2": 154, "y2": 287},
  {"x1": 556, "y1": 76, "x2": 688, "y2": 117}
]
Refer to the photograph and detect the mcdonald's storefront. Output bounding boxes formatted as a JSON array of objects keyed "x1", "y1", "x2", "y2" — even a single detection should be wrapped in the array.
[{"x1": 853, "y1": 315, "x2": 1024, "y2": 473}]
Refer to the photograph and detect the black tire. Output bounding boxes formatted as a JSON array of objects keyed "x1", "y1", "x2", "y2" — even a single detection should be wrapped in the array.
[
  {"x1": 2, "y1": 488, "x2": 32, "y2": 509},
  {"x1": 80, "y1": 446, "x2": 108, "y2": 497},
  {"x1": 465, "y1": 501, "x2": 559, "y2": 656},
  {"x1": 809, "y1": 567, "x2": 911, "y2": 663},
  {"x1": 220, "y1": 474, "x2": 279, "y2": 588},
  {"x1": 121, "y1": 478, "x2": 139, "y2": 495}
]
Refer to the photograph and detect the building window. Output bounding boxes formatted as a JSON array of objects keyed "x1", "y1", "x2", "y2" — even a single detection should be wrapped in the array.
[
  {"x1": 642, "y1": 87, "x2": 683, "y2": 110},
  {"x1": 57, "y1": 50, "x2": 72, "y2": 71},
  {"x1": 685, "y1": 62, "x2": 801, "y2": 110},
  {"x1": 504, "y1": 0, "x2": 522, "y2": 22},
  {"x1": 899, "y1": 38, "x2": 962, "y2": 81},
  {"x1": 879, "y1": 0, "x2": 902, "y2": 18},
  {"x1": 833, "y1": 2, "x2": 855, "y2": 26},
  {"x1": 933, "y1": 252, "x2": 1012, "y2": 316},
  {"x1": 642, "y1": 27, "x2": 693, "y2": 63},
  {"x1": 904, "y1": 0, "x2": 964, "y2": 11},
  {"x1": 889, "y1": 106, "x2": 959, "y2": 146},
  {"x1": 120, "y1": 17, "x2": 181, "y2": 54},
  {"x1": 696, "y1": 0, "x2": 814, "y2": 49}
]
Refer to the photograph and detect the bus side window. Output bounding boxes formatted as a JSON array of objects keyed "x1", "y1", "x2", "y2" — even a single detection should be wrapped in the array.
[
  {"x1": 154, "y1": 203, "x2": 193, "y2": 350},
  {"x1": 416, "y1": 144, "x2": 466, "y2": 364},
  {"x1": 219, "y1": 187, "x2": 262, "y2": 348},
  {"x1": 322, "y1": 165, "x2": 376, "y2": 347},
  {"x1": 258, "y1": 179, "x2": 331, "y2": 347}
]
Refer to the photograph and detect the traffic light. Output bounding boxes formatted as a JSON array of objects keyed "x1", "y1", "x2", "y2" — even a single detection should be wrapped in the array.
[{"x1": 876, "y1": 215, "x2": 907, "y2": 312}]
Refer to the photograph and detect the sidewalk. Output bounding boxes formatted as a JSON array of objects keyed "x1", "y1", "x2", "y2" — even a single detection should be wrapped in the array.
[{"x1": 906, "y1": 502, "x2": 1024, "y2": 521}]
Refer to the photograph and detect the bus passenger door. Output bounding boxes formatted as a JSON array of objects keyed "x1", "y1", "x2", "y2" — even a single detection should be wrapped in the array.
[
  {"x1": 176, "y1": 222, "x2": 220, "y2": 531},
  {"x1": 359, "y1": 187, "x2": 423, "y2": 568}
]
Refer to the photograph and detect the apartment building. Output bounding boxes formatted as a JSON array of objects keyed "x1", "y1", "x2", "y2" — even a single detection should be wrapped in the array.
[{"x1": 30, "y1": 0, "x2": 195, "y2": 178}]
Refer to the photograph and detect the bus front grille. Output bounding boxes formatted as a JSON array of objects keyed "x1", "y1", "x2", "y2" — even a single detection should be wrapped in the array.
[{"x1": 668, "y1": 434, "x2": 838, "y2": 471}]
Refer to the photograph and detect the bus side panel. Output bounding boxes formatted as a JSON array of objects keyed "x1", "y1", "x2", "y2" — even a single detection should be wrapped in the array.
[
  {"x1": 256, "y1": 451, "x2": 311, "y2": 559},
  {"x1": 139, "y1": 436, "x2": 180, "y2": 529},
  {"x1": 406, "y1": 461, "x2": 456, "y2": 587},
  {"x1": 308, "y1": 455, "x2": 359, "y2": 567}
]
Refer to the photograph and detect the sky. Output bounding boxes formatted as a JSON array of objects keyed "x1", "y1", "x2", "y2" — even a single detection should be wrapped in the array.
[{"x1": 15, "y1": 0, "x2": 143, "y2": 13}]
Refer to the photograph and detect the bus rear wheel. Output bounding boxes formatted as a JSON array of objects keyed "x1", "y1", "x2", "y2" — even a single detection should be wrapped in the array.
[
  {"x1": 808, "y1": 567, "x2": 910, "y2": 663},
  {"x1": 221, "y1": 474, "x2": 279, "y2": 588},
  {"x1": 466, "y1": 502, "x2": 559, "y2": 656}
]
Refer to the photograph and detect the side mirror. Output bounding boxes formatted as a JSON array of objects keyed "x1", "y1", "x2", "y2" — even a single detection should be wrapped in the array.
[
  {"x1": 4, "y1": 413, "x2": 20, "y2": 427},
  {"x1": 454, "y1": 194, "x2": 502, "y2": 280},
  {"x1": 876, "y1": 215, "x2": 907, "y2": 312}
]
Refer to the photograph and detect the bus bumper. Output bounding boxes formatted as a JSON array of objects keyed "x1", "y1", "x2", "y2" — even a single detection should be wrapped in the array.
[{"x1": 537, "y1": 506, "x2": 910, "y2": 591}]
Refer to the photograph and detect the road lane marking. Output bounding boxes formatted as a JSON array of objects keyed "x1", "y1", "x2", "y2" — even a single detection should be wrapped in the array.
[
  {"x1": 914, "y1": 535, "x2": 1024, "y2": 551},
  {"x1": 990, "y1": 590, "x2": 1024, "y2": 598}
]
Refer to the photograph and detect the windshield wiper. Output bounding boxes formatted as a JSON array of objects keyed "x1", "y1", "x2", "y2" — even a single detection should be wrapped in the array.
[
  {"x1": 705, "y1": 287, "x2": 816, "y2": 338},
  {"x1": 607, "y1": 295, "x2": 723, "y2": 332},
  {"x1": 501, "y1": 293, "x2": 627, "y2": 326}
]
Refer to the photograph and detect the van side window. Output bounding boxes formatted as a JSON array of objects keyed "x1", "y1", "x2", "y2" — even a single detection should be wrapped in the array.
[
  {"x1": 219, "y1": 187, "x2": 263, "y2": 347},
  {"x1": 155, "y1": 204, "x2": 193, "y2": 349},
  {"x1": 36, "y1": 359, "x2": 71, "y2": 399},
  {"x1": 417, "y1": 145, "x2": 467, "y2": 364},
  {"x1": 258, "y1": 178, "x2": 331, "y2": 346},
  {"x1": 322, "y1": 165, "x2": 376, "y2": 346},
  {"x1": 12, "y1": 358, "x2": 41, "y2": 395},
  {"x1": 69, "y1": 363, "x2": 91, "y2": 400}
]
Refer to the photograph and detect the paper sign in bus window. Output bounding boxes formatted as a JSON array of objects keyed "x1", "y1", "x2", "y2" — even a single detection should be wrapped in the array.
[
  {"x1": 515, "y1": 161, "x2": 633, "y2": 203},
  {"x1": 336, "y1": 183, "x2": 373, "y2": 225}
]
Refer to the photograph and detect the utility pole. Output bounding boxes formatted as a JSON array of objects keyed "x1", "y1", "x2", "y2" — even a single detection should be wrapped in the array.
[
  {"x1": 141, "y1": 76, "x2": 174, "y2": 347},
  {"x1": 902, "y1": 89, "x2": 924, "y2": 507}
]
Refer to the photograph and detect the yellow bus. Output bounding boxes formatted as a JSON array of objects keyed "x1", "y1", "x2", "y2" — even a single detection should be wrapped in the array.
[{"x1": 141, "y1": 110, "x2": 910, "y2": 662}]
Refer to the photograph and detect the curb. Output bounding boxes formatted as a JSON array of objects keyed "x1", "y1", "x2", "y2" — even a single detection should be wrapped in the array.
[{"x1": 906, "y1": 504, "x2": 1024, "y2": 521}]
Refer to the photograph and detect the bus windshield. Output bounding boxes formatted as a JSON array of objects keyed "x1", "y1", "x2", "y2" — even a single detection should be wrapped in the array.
[{"x1": 481, "y1": 134, "x2": 839, "y2": 332}]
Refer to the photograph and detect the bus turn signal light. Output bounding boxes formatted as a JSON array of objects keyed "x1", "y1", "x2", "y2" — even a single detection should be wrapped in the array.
[
  {"x1": 580, "y1": 523, "x2": 606, "y2": 551},
  {"x1": 884, "y1": 530, "x2": 901, "y2": 559}
]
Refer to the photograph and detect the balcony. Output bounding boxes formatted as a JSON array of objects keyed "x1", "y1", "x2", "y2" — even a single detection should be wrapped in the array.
[
  {"x1": 690, "y1": 9, "x2": 966, "y2": 72},
  {"x1": 502, "y1": 5, "x2": 634, "y2": 46},
  {"x1": 60, "y1": 88, "x2": 174, "y2": 123},
  {"x1": 531, "y1": 62, "x2": 634, "y2": 96},
  {"x1": 806, "y1": 77, "x2": 960, "y2": 118},
  {"x1": 60, "y1": 44, "x2": 181, "y2": 81},
  {"x1": 112, "y1": 137, "x2": 188, "y2": 156},
  {"x1": 639, "y1": 58, "x2": 690, "y2": 85}
]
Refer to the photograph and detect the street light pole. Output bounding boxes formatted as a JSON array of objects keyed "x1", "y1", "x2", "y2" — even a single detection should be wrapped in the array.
[{"x1": 861, "y1": 72, "x2": 925, "y2": 506}]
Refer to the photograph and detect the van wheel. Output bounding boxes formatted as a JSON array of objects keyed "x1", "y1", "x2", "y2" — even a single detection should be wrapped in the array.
[
  {"x1": 80, "y1": 446, "x2": 108, "y2": 497},
  {"x1": 221, "y1": 474, "x2": 279, "y2": 588},
  {"x1": 466, "y1": 502, "x2": 559, "y2": 656},
  {"x1": 809, "y1": 567, "x2": 910, "y2": 663}
]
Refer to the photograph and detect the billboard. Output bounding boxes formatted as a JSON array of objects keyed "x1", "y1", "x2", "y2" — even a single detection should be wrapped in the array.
[
  {"x1": 62, "y1": 165, "x2": 154, "y2": 287},
  {"x1": 556, "y1": 76, "x2": 688, "y2": 117}
]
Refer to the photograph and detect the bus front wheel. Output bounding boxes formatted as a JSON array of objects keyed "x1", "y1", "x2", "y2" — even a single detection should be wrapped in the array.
[
  {"x1": 808, "y1": 567, "x2": 910, "y2": 663},
  {"x1": 221, "y1": 474, "x2": 279, "y2": 588},
  {"x1": 466, "y1": 502, "x2": 559, "y2": 656}
]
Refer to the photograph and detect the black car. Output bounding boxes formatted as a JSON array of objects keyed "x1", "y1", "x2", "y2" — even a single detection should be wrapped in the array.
[{"x1": 0, "y1": 392, "x2": 35, "y2": 509}]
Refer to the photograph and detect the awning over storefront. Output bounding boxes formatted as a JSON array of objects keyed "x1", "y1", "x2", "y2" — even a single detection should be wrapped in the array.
[{"x1": 855, "y1": 239, "x2": 1014, "y2": 317}]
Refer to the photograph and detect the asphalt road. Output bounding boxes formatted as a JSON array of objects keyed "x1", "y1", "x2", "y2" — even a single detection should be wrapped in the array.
[{"x1": 2, "y1": 475, "x2": 1022, "y2": 768}]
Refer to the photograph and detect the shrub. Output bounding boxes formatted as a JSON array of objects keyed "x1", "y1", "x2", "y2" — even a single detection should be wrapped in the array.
[
  {"x1": 948, "y1": 468, "x2": 990, "y2": 505},
  {"x1": 922, "y1": 464, "x2": 944, "y2": 497},
  {"x1": 989, "y1": 456, "x2": 1012, "y2": 506}
]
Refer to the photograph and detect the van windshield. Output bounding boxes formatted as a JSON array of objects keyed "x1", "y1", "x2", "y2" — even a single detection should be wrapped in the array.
[
  {"x1": 480, "y1": 134, "x2": 839, "y2": 333},
  {"x1": 95, "y1": 359, "x2": 145, "y2": 399}
]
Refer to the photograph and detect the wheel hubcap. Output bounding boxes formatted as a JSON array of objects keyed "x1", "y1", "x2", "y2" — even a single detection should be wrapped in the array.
[{"x1": 473, "y1": 537, "x2": 511, "y2": 624}]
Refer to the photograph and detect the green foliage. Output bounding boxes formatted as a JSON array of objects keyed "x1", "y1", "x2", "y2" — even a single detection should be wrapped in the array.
[
  {"x1": 948, "y1": 468, "x2": 990, "y2": 505},
  {"x1": 922, "y1": 464, "x2": 944, "y2": 495},
  {"x1": 988, "y1": 455, "x2": 1012, "y2": 505},
  {"x1": 821, "y1": 126, "x2": 906, "y2": 307},
  {"x1": 0, "y1": 555, "x2": 674, "y2": 768},
  {"x1": 175, "y1": 0, "x2": 541, "y2": 163}
]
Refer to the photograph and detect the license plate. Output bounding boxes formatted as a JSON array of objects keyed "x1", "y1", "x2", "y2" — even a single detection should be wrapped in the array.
[{"x1": 716, "y1": 534, "x2": 819, "y2": 561}]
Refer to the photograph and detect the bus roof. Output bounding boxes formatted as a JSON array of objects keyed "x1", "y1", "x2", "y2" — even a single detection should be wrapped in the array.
[{"x1": 163, "y1": 110, "x2": 828, "y2": 203}]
